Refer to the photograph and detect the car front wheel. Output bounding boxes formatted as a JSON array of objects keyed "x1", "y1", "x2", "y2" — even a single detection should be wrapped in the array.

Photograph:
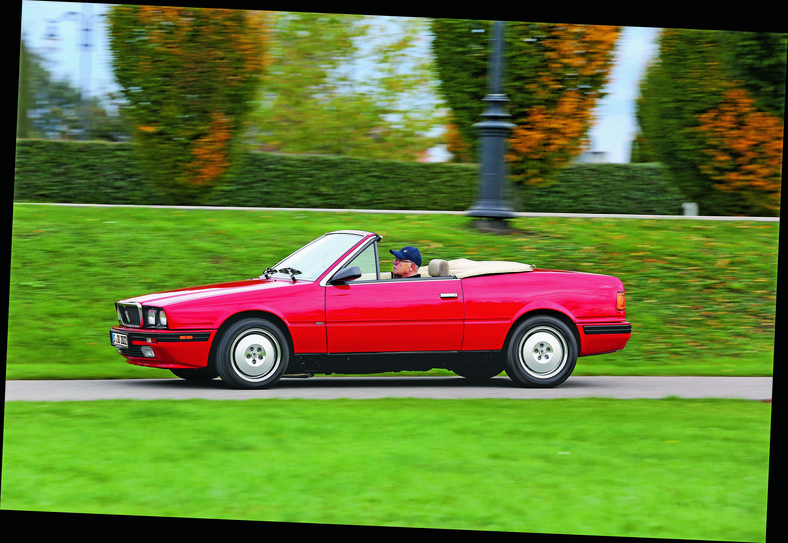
[
  {"x1": 505, "y1": 316, "x2": 577, "y2": 388},
  {"x1": 215, "y1": 318, "x2": 289, "y2": 389}
]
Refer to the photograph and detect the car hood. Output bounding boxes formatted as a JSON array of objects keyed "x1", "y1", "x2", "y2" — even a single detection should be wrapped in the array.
[{"x1": 120, "y1": 278, "x2": 302, "y2": 307}]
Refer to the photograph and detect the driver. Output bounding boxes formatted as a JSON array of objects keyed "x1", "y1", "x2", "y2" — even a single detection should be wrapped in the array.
[{"x1": 390, "y1": 246, "x2": 422, "y2": 278}]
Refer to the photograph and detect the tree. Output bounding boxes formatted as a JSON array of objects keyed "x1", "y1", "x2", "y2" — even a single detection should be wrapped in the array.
[
  {"x1": 696, "y1": 87, "x2": 782, "y2": 212},
  {"x1": 18, "y1": 37, "x2": 131, "y2": 142},
  {"x1": 431, "y1": 20, "x2": 621, "y2": 187},
  {"x1": 17, "y1": 37, "x2": 34, "y2": 139},
  {"x1": 717, "y1": 31, "x2": 786, "y2": 121},
  {"x1": 636, "y1": 28, "x2": 784, "y2": 215},
  {"x1": 250, "y1": 12, "x2": 444, "y2": 161},
  {"x1": 107, "y1": 6, "x2": 271, "y2": 203},
  {"x1": 629, "y1": 129, "x2": 658, "y2": 163}
]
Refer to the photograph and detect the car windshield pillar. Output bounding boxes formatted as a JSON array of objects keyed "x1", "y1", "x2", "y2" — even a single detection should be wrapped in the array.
[{"x1": 271, "y1": 232, "x2": 366, "y2": 282}]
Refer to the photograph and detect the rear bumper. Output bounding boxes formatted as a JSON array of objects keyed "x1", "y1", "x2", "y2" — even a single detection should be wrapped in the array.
[
  {"x1": 110, "y1": 326, "x2": 216, "y2": 369},
  {"x1": 578, "y1": 322, "x2": 631, "y2": 356}
]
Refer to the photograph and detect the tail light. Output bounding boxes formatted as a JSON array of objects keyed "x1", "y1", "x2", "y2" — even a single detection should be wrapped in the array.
[{"x1": 616, "y1": 291, "x2": 626, "y2": 311}]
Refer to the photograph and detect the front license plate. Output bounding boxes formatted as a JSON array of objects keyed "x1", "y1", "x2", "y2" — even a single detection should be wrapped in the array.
[{"x1": 112, "y1": 332, "x2": 128, "y2": 349}]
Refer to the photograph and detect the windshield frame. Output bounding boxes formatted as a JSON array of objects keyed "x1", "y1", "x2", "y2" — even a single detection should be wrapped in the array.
[{"x1": 266, "y1": 231, "x2": 372, "y2": 282}]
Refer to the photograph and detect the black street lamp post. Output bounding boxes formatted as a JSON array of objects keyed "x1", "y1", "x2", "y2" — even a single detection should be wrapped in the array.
[{"x1": 466, "y1": 21, "x2": 516, "y2": 231}]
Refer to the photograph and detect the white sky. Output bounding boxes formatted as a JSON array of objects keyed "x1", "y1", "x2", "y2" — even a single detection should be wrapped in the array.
[{"x1": 19, "y1": 1, "x2": 660, "y2": 163}]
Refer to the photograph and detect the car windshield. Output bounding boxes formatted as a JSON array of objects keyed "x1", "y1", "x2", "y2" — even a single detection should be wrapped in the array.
[{"x1": 268, "y1": 232, "x2": 365, "y2": 281}]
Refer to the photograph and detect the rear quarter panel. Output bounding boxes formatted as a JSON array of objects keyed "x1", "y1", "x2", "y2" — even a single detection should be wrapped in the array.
[{"x1": 461, "y1": 270, "x2": 626, "y2": 353}]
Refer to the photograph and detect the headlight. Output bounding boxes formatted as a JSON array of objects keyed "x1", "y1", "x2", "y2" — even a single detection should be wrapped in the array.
[{"x1": 143, "y1": 307, "x2": 168, "y2": 328}]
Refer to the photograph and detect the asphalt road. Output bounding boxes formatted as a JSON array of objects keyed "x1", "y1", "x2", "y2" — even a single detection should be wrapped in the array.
[{"x1": 4, "y1": 376, "x2": 774, "y2": 402}]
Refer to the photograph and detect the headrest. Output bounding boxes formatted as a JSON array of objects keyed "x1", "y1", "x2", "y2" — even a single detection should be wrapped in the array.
[{"x1": 428, "y1": 259, "x2": 450, "y2": 277}]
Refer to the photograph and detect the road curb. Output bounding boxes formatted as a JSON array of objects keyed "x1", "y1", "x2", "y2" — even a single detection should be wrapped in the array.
[{"x1": 13, "y1": 202, "x2": 780, "y2": 222}]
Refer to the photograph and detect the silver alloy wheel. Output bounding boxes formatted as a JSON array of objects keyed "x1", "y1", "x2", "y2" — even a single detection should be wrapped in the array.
[
  {"x1": 516, "y1": 325, "x2": 568, "y2": 379},
  {"x1": 230, "y1": 328, "x2": 281, "y2": 382}
]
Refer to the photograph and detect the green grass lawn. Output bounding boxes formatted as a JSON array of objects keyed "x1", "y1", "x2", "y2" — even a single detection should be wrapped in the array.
[
  {"x1": 6, "y1": 203, "x2": 778, "y2": 379},
  {"x1": 1, "y1": 398, "x2": 771, "y2": 540}
]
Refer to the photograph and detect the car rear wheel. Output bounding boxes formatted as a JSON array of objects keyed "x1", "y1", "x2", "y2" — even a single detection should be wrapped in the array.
[
  {"x1": 215, "y1": 318, "x2": 289, "y2": 389},
  {"x1": 505, "y1": 316, "x2": 577, "y2": 388}
]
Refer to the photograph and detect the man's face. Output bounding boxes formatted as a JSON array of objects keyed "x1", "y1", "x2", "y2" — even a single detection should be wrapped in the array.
[{"x1": 393, "y1": 258, "x2": 414, "y2": 277}]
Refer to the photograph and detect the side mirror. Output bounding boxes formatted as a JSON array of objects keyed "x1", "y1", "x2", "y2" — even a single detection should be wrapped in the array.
[{"x1": 329, "y1": 266, "x2": 362, "y2": 284}]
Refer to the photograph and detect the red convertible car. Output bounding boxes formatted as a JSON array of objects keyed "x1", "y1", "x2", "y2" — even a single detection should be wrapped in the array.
[{"x1": 110, "y1": 230, "x2": 630, "y2": 389}]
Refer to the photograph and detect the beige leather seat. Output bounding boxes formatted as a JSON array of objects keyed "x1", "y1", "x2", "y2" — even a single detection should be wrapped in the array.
[{"x1": 428, "y1": 259, "x2": 450, "y2": 277}]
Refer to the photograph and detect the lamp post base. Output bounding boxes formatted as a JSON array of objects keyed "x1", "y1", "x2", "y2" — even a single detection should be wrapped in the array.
[{"x1": 471, "y1": 218, "x2": 514, "y2": 234}]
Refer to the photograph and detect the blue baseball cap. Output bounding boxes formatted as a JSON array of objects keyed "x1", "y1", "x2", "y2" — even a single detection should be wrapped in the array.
[{"x1": 390, "y1": 246, "x2": 422, "y2": 267}]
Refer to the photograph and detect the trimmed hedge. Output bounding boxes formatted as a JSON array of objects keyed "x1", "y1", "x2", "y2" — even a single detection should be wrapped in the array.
[
  {"x1": 13, "y1": 139, "x2": 156, "y2": 204},
  {"x1": 205, "y1": 151, "x2": 480, "y2": 211},
  {"x1": 517, "y1": 163, "x2": 689, "y2": 215},
  {"x1": 14, "y1": 139, "x2": 689, "y2": 214}
]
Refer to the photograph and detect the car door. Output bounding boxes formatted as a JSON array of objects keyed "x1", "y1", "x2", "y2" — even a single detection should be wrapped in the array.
[{"x1": 323, "y1": 243, "x2": 464, "y2": 353}]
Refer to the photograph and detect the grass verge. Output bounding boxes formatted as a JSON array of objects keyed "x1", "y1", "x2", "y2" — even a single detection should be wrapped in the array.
[
  {"x1": 1, "y1": 398, "x2": 771, "y2": 541},
  {"x1": 7, "y1": 204, "x2": 778, "y2": 379}
]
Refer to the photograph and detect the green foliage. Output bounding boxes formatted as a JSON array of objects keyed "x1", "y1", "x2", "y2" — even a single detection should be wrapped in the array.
[
  {"x1": 17, "y1": 37, "x2": 131, "y2": 141},
  {"x1": 17, "y1": 37, "x2": 33, "y2": 139},
  {"x1": 107, "y1": 6, "x2": 270, "y2": 204},
  {"x1": 636, "y1": 28, "x2": 784, "y2": 216},
  {"x1": 250, "y1": 13, "x2": 443, "y2": 161},
  {"x1": 637, "y1": 29, "x2": 727, "y2": 211},
  {"x1": 516, "y1": 163, "x2": 688, "y2": 215},
  {"x1": 430, "y1": 18, "x2": 490, "y2": 161},
  {"x1": 207, "y1": 151, "x2": 478, "y2": 210},
  {"x1": 13, "y1": 140, "x2": 155, "y2": 203},
  {"x1": 717, "y1": 31, "x2": 786, "y2": 120},
  {"x1": 629, "y1": 129, "x2": 658, "y2": 163},
  {"x1": 12, "y1": 139, "x2": 477, "y2": 210},
  {"x1": 14, "y1": 140, "x2": 691, "y2": 215},
  {"x1": 431, "y1": 20, "x2": 620, "y2": 186}
]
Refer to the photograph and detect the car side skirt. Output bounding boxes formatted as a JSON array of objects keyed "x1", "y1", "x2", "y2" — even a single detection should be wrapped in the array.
[{"x1": 290, "y1": 351, "x2": 500, "y2": 374}]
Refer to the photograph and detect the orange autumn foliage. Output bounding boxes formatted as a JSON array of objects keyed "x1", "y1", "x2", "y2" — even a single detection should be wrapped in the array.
[
  {"x1": 696, "y1": 87, "x2": 783, "y2": 211},
  {"x1": 109, "y1": 6, "x2": 272, "y2": 203},
  {"x1": 505, "y1": 24, "x2": 621, "y2": 185},
  {"x1": 189, "y1": 112, "x2": 234, "y2": 185},
  {"x1": 445, "y1": 121, "x2": 474, "y2": 164}
]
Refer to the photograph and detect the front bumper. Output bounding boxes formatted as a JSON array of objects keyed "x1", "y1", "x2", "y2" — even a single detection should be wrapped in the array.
[{"x1": 110, "y1": 326, "x2": 216, "y2": 369}]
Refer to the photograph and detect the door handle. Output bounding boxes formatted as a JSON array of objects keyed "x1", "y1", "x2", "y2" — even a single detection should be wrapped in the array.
[{"x1": 440, "y1": 293, "x2": 458, "y2": 299}]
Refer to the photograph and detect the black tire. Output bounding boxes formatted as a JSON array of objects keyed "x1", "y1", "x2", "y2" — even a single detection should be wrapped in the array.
[
  {"x1": 170, "y1": 367, "x2": 218, "y2": 381},
  {"x1": 451, "y1": 355, "x2": 504, "y2": 380},
  {"x1": 215, "y1": 318, "x2": 290, "y2": 389},
  {"x1": 504, "y1": 316, "x2": 578, "y2": 388},
  {"x1": 452, "y1": 366, "x2": 503, "y2": 380}
]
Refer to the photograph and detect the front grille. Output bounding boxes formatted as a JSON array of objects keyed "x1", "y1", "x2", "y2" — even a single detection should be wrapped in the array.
[{"x1": 117, "y1": 302, "x2": 142, "y2": 327}]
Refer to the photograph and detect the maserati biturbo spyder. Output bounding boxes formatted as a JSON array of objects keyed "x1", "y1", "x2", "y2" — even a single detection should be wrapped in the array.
[{"x1": 110, "y1": 230, "x2": 631, "y2": 389}]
